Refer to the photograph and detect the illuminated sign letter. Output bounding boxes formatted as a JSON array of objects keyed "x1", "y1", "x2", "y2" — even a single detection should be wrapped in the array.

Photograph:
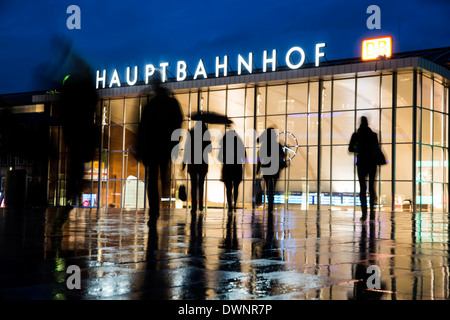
[
  {"x1": 362, "y1": 36, "x2": 392, "y2": 61},
  {"x1": 126, "y1": 66, "x2": 138, "y2": 86},
  {"x1": 263, "y1": 49, "x2": 277, "y2": 72},
  {"x1": 160, "y1": 62, "x2": 169, "y2": 82},
  {"x1": 177, "y1": 61, "x2": 188, "y2": 81},
  {"x1": 238, "y1": 53, "x2": 253, "y2": 75},
  {"x1": 145, "y1": 64, "x2": 155, "y2": 84},
  {"x1": 194, "y1": 59, "x2": 208, "y2": 80},
  {"x1": 286, "y1": 46, "x2": 305, "y2": 69},
  {"x1": 215, "y1": 56, "x2": 228, "y2": 77},
  {"x1": 315, "y1": 43, "x2": 326, "y2": 67},
  {"x1": 96, "y1": 70, "x2": 106, "y2": 89},
  {"x1": 109, "y1": 69, "x2": 121, "y2": 88}
]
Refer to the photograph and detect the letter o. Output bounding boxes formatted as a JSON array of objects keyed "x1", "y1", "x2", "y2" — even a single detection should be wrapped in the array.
[{"x1": 286, "y1": 46, "x2": 306, "y2": 69}]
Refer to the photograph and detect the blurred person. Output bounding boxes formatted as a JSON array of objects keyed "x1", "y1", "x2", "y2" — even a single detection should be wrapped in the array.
[
  {"x1": 182, "y1": 121, "x2": 211, "y2": 214},
  {"x1": 348, "y1": 116, "x2": 380, "y2": 221},
  {"x1": 218, "y1": 129, "x2": 246, "y2": 214},
  {"x1": 137, "y1": 72, "x2": 183, "y2": 225},
  {"x1": 257, "y1": 128, "x2": 287, "y2": 214}
]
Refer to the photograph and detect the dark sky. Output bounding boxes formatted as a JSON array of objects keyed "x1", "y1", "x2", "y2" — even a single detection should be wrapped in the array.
[{"x1": 0, "y1": 0, "x2": 449, "y2": 94}]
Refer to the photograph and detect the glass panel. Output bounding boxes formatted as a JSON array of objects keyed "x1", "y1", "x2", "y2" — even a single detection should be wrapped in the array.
[
  {"x1": 321, "y1": 81, "x2": 332, "y2": 111},
  {"x1": 381, "y1": 74, "x2": 392, "y2": 108},
  {"x1": 206, "y1": 180, "x2": 225, "y2": 208},
  {"x1": 266, "y1": 116, "x2": 285, "y2": 133},
  {"x1": 433, "y1": 147, "x2": 444, "y2": 183},
  {"x1": 420, "y1": 145, "x2": 432, "y2": 182},
  {"x1": 396, "y1": 144, "x2": 412, "y2": 180},
  {"x1": 379, "y1": 144, "x2": 391, "y2": 181},
  {"x1": 227, "y1": 89, "x2": 245, "y2": 117},
  {"x1": 396, "y1": 108, "x2": 413, "y2": 143},
  {"x1": 287, "y1": 147, "x2": 307, "y2": 180},
  {"x1": 434, "y1": 81, "x2": 444, "y2": 112},
  {"x1": 333, "y1": 79, "x2": 355, "y2": 110},
  {"x1": 108, "y1": 180, "x2": 122, "y2": 208},
  {"x1": 308, "y1": 147, "x2": 318, "y2": 180},
  {"x1": 422, "y1": 76, "x2": 432, "y2": 110},
  {"x1": 379, "y1": 181, "x2": 392, "y2": 210},
  {"x1": 320, "y1": 146, "x2": 330, "y2": 180},
  {"x1": 108, "y1": 152, "x2": 123, "y2": 180},
  {"x1": 433, "y1": 183, "x2": 444, "y2": 213},
  {"x1": 287, "y1": 83, "x2": 308, "y2": 113},
  {"x1": 421, "y1": 109, "x2": 432, "y2": 145},
  {"x1": 418, "y1": 182, "x2": 432, "y2": 212},
  {"x1": 267, "y1": 85, "x2": 286, "y2": 115},
  {"x1": 433, "y1": 112, "x2": 443, "y2": 147},
  {"x1": 245, "y1": 87, "x2": 255, "y2": 117},
  {"x1": 395, "y1": 181, "x2": 412, "y2": 212},
  {"x1": 110, "y1": 99, "x2": 124, "y2": 124},
  {"x1": 125, "y1": 98, "x2": 140, "y2": 124},
  {"x1": 308, "y1": 114, "x2": 319, "y2": 145},
  {"x1": 309, "y1": 82, "x2": 319, "y2": 113},
  {"x1": 109, "y1": 125, "x2": 124, "y2": 151},
  {"x1": 332, "y1": 111, "x2": 354, "y2": 145},
  {"x1": 397, "y1": 73, "x2": 413, "y2": 107},
  {"x1": 380, "y1": 108, "x2": 392, "y2": 143},
  {"x1": 175, "y1": 93, "x2": 190, "y2": 118},
  {"x1": 321, "y1": 113, "x2": 331, "y2": 145},
  {"x1": 287, "y1": 114, "x2": 307, "y2": 146},
  {"x1": 332, "y1": 145, "x2": 354, "y2": 181},
  {"x1": 209, "y1": 90, "x2": 226, "y2": 114},
  {"x1": 256, "y1": 87, "x2": 266, "y2": 116},
  {"x1": 357, "y1": 76, "x2": 379, "y2": 109},
  {"x1": 190, "y1": 92, "x2": 199, "y2": 115}
]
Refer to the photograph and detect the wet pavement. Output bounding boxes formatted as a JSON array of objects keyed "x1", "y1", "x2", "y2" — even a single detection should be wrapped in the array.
[{"x1": 1, "y1": 206, "x2": 450, "y2": 300}]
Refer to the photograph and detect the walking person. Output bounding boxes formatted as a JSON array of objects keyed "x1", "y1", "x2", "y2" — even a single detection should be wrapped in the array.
[
  {"x1": 257, "y1": 128, "x2": 287, "y2": 215},
  {"x1": 219, "y1": 129, "x2": 246, "y2": 214},
  {"x1": 348, "y1": 116, "x2": 381, "y2": 221},
  {"x1": 138, "y1": 72, "x2": 183, "y2": 225},
  {"x1": 183, "y1": 121, "x2": 212, "y2": 214}
]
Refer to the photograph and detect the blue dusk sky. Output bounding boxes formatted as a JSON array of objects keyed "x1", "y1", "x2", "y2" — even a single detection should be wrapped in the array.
[{"x1": 0, "y1": 0, "x2": 449, "y2": 94}]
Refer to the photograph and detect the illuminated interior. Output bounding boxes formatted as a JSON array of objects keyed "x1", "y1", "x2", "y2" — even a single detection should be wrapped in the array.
[{"x1": 41, "y1": 67, "x2": 449, "y2": 213}]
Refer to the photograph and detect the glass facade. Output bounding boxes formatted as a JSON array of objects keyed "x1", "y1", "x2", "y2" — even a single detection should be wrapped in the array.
[{"x1": 43, "y1": 68, "x2": 449, "y2": 213}]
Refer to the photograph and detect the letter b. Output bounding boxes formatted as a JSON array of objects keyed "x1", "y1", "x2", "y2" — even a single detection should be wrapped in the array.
[
  {"x1": 66, "y1": 5, "x2": 81, "y2": 30},
  {"x1": 66, "y1": 265, "x2": 81, "y2": 289}
]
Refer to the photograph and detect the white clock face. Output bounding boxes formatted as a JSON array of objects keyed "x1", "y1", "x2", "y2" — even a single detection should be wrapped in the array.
[{"x1": 277, "y1": 130, "x2": 299, "y2": 161}]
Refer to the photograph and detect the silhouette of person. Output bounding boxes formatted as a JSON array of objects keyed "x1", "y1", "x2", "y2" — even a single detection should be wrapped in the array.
[
  {"x1": 257, "y1": 128, "x2": 286, "y2": 214},
  {"x1": 138, "y1": 73, "x2": 183, "y2": 224},
  {"x1": 182, "y1": 121, "x2": 211, "y2": 214},
  {"x1": 59, "y1": 55, "x2": 98, "y2": 207},
  {"x1": 349, "y1": 116, "x2": 379, "y2": 221},
  {"x1": 218, "y1": 129, "x2": 246, "y2": 213}
]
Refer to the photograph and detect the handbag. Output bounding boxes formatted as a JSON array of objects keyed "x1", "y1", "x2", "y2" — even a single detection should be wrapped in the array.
[
  {"x1": 376, "y1": 146, "x2": 387, "y2": 165},
  {"x1": 178, "y1": 185, "x2": 187, "y2": 201}
]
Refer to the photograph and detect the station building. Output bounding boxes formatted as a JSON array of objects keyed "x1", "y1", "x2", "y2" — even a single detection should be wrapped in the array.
[{"x1": 1, "y1": 42, "x2": 449, "y2": 213}]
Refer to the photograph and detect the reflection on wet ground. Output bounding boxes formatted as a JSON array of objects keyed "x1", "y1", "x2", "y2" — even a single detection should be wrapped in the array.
[{"x1": 0, "y1": 207, "x2": 449, "y2": 300}]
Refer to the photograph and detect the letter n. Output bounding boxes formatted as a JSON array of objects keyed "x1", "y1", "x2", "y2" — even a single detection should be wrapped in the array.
[
  {"x1": 66, "y1": 265, "x2": 81, "y2": 289},
  {"x1": 66, "y1": 5, "x2": 81, "y2": 30}
]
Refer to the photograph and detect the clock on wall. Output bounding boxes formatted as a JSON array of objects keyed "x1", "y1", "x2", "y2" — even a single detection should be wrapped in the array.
[{"x1": 277, "y1": 130, "x2": 300, "y2": 162}]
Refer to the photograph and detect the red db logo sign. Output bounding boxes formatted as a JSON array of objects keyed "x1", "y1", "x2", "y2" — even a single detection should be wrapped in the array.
[{"x1": 362, "y1": 36, "x2": 392, "y2": 61}]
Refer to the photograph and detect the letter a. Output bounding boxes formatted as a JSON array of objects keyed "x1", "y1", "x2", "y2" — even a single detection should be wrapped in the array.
[
  {"x1": 66, "y1": 5, "x2": 81, "y2": 29},
  {"x1": 366, "y1": 265, "x2": 381, "y2": 290},
  {"x1": 67, "y1": 265, "x2": 81, "y2": 289},
  {"x1": 366, "y1": 5, "x2": 381, "y2": 30}
]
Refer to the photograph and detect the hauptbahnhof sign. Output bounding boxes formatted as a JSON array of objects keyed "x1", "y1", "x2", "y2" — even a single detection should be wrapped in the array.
[{"x1": 96, "y1": 43, "x2": 327, "y2": 89}]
